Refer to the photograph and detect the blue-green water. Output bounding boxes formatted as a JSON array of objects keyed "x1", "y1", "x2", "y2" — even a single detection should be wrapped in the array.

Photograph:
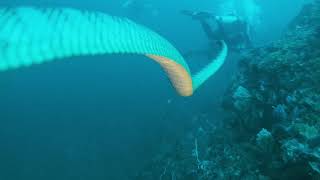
[{"x1": 0, "y1": 0, "x2": 312, "y2": 179}]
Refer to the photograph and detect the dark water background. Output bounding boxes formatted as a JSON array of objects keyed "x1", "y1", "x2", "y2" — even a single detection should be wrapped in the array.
[{"x1": 0, "y1": 0, "x2": 310, "y2": 179}]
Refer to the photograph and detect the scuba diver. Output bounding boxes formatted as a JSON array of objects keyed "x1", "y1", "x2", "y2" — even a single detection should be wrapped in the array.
[{"x1": 181, "y1": 10, "x2": 253, "y2": 59}]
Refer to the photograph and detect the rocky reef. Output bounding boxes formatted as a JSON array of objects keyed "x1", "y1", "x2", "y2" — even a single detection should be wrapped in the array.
[
  {"x1": 221, "y1": 1, "x2": 320, "y2": 178},
  {"x1": 136, "y1": 1, "x2": 320, "y2": 179}
]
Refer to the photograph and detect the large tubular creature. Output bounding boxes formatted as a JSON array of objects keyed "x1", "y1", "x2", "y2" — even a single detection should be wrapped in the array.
[{"x1": 0, "y1": 7, "x2": 228, "y2": 96}]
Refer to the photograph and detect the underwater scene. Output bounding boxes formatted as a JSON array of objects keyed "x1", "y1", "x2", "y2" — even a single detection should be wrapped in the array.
[{"x1": 0, "y1": 0, "x2": 319, "y2": 179}]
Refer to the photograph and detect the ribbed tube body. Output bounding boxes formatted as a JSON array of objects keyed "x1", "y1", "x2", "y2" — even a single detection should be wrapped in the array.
[
  {"x1": 0, "y1": 7, "x2": 187, "y2": 71},
  {"x1": 0, "y1": 7, "x2": 228, "y2": 96}
]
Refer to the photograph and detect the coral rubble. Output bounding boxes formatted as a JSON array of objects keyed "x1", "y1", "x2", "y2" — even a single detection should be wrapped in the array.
[
  {"x1": 222, "y1": 1, "x2": 320, "y2": 178},
  {"x1": 136, "y1": 1, "x2": 320, "y2": 179}
]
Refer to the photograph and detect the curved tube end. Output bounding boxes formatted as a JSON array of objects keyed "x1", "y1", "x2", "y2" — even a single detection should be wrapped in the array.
[{"x1": 146, "y1": 54, "x2": 193, "y2": 96}]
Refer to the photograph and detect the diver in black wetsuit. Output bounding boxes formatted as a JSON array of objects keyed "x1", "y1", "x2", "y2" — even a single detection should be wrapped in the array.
[{"x1": 181, "y1": 10, "x2": 253, "y2": 59}]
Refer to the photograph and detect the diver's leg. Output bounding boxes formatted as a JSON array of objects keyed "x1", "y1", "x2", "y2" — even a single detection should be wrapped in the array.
[
  {"x1": 199, "y1": 20, "x2": 215, "y2": 40},
  {"x1": 181, "y1": 10, "x2": 195, "y2": 17},
  {"x1": 181, "y1": 10, "x2": 213, "y2": 20}
]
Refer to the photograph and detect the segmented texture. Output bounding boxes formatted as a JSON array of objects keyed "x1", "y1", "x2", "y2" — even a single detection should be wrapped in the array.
[
  {"x1": 0, "y1": 7, "x2": 187, "y2": 71},
  {"x1": 192, "y1": 41, "x2": 228, "y2": 90},
  {"x1": 0, "y1": 7, "x2": 228, "y2": 96}
]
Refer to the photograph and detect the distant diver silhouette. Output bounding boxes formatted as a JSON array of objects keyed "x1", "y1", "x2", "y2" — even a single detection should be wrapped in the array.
[
  {"x1": 181, "y1": 10, "x2": 252, "y2": 53},
  {"x1": 0, "y1": 7, "x2": 228, "y2": 96}
]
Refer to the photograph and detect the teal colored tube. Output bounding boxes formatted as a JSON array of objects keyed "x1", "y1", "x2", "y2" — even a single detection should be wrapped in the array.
[{"x1": 0, "y1": 7, "x2": 228, "y2": 96}]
